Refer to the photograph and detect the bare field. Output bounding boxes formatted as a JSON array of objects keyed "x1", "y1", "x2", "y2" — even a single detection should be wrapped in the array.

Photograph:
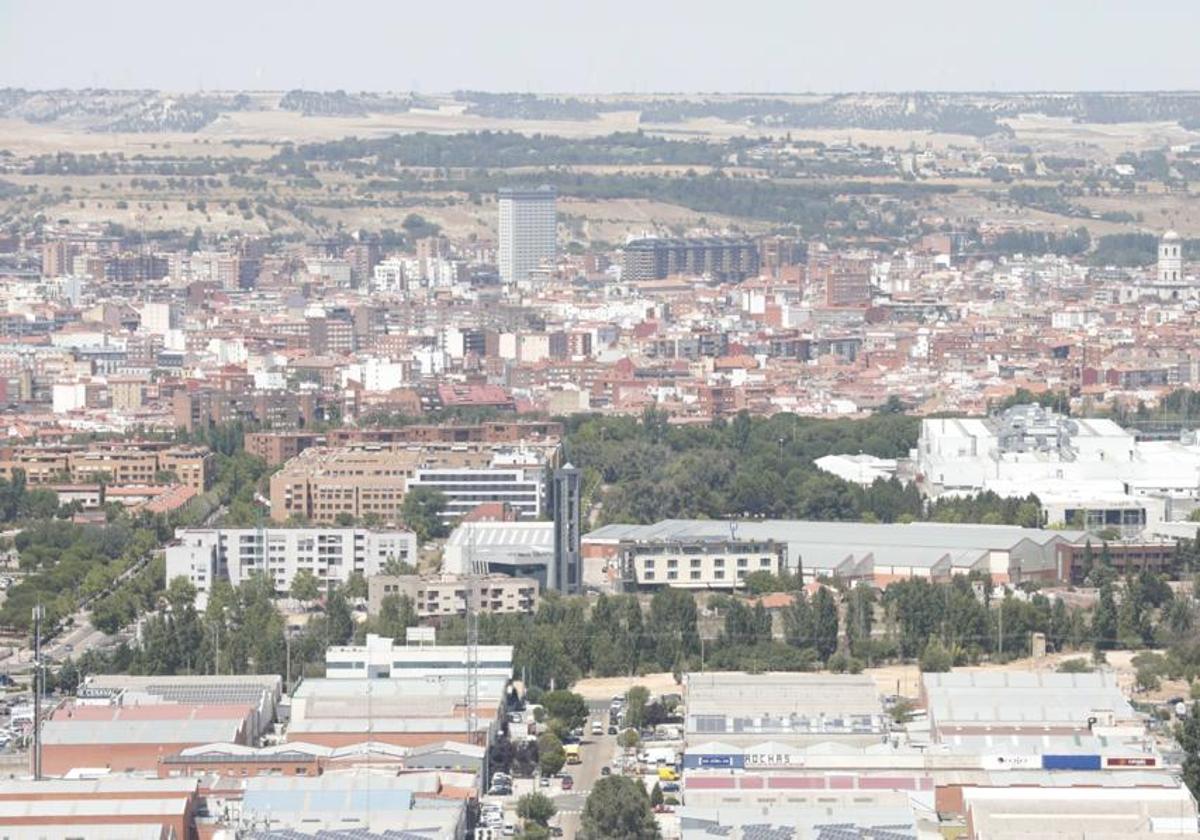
[
  {"x1": 0, "y1": 118, "x2": 276, "y2": 159},
  {"x1": 1001, "y1": 114, "x2": 1200, "y2": 156},
  {"x1": 573, "y1": 649, "x2": 1165, "y2": 707},
  {"x1": 34, "y1": 199, "x2": 276, "y2": 236},
  {"x1": 314, "y1": 195, "x2": 760, "y2": 243},
  {"x1": 199, "y1": 108, "x2": 647, "y2": 144}
]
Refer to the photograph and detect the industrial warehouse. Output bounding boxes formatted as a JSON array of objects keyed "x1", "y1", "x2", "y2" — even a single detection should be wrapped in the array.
[{"x1": 582, "y1": 518, "x2": 1148, "y2": 588}]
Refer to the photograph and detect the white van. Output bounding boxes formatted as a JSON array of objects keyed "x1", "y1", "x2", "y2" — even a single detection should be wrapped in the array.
[{"x1": 591, "y1": 719, "x2": 604, "y2": 736}]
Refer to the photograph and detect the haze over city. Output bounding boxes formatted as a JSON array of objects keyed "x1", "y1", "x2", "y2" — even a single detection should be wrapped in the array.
[
  {"x1": 3, "y1": 3, "x2": 1200, "y2": 840},
  {"x1": 2, "y1": 0, "x2": 1200, "y2": 91}
]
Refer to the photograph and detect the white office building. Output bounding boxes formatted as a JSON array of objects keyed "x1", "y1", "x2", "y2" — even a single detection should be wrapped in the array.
[
  {"x1": 497, "y1": 186, "x2": 556, "y2": 285},
  {"x1": 325, "y1": 633, "x2": 513, "y2": 694},
  {"x1": 166, "y1": 527, "x2": 417, "y2": 609},
  {"x1": 407, "y1": 448, "x2": 549, "y2": 521}
]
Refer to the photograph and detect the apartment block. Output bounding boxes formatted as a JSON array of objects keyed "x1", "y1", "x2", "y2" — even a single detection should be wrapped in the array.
[
  {"x1": 165, "y1": 527, "x2": 417, "y2": 609},
  {"x1": 622, "y1": 537, "x2": 785, "y2": 589},
  {"x1": 268, "y1": 440, "x2": 560, "y2": 524},
  {"x1": 244, "y1": 431, "x2": 321, "y2": 466},
  {"x1": 172, "y1": 387, "x2": 319, "y2": 433},
  {"x1": 0, "y1": 442, "x2": 213, "y2": 493},
  {"x1": 498, "y1": 186, "x2": 557, "y2": 285},
  {"x1": 623, "y1": 237, "x2": 761, "y2": 282},
  {"x1": 368, "y1": 573, "x2": 539, "y2": 618}
]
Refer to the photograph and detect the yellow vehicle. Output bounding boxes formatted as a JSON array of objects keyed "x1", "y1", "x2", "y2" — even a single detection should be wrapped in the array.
[
  {"x1": 565, "y1": 744, "x2": 582, "y2": 765},
  {"x1": 657, "y1": 767, "x2": 679, "y2": 781}
]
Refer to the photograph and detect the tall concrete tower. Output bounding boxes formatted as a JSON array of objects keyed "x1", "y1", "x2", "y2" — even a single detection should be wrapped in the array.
[
  {"x1": 1159, "y1": 229, "x2": 1183, "y2": 283},
  {"x1": 498, "y1": 186, "x2": 557, "y2": 286},
  {"x1": 549, "y1": 463, "x2": 581, "y2": 593}
]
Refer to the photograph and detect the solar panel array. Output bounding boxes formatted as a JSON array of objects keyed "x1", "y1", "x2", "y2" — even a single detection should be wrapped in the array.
[
  {"x1": 702, "y1": 712, "x2": 885, "y2": 735},
  {"x1": 146, "y1": 682, "x2": 268, "y2": 705},
  {"x1": 740, "y1": 824, "x2": 796, "y2": 840},
  {"x1": 812, "y1": 823, "x2": 916, "y2": 840}
]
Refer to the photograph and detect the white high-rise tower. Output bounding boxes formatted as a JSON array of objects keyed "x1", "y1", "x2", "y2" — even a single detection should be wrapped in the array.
[
  {"x1": 1159, "y1": 229, "x2": 1183, "y2": 283},
  {"x1": 498, "y1": 186, "x2": 557, "y2": 285}
]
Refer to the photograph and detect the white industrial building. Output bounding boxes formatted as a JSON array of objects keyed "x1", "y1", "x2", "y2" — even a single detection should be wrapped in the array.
[
  {"x1": 166, "y1": 527, "x2": 417, "y2": 609},
  {"x1": 324, "y1": 633, "x2": 512, "y2": 694},
  {"x1": 442, "y1": 520, "x2": 554, "y2": 586},
  {"x1": 585, "y1": 519, "x2": 1081, "y2": 586},
  {"x1": 917, "y1": 404, "x2": 1200, "y2": 534},
  {"x1": 814, "y1": 453, "x2": 899, "y2": 486}
]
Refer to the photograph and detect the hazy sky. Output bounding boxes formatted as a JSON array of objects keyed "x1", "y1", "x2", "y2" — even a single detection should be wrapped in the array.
[{"x1": 2, "y1": 0, "x2": 1199, "y2": 93}]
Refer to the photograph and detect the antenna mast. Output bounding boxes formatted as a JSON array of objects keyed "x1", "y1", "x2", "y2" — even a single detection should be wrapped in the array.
[{"x1": 465, "y1": 523, "x2": 480, "y2": 746}]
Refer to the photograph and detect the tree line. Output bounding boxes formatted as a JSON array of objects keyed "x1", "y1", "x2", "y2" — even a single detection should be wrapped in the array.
[{"x1": 566, "y1": 409, "x2": 1040, "y2": 527}]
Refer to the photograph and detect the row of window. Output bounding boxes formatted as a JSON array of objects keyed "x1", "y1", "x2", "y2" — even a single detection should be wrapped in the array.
[
  {"x1": 645, "y1": 569, "x2": 749, "y2": 581},
  {"x1": 644, "y1": 557, "x2": 773, "y2": 569}
]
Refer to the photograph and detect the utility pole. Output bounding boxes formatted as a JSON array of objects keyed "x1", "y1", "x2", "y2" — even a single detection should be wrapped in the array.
[{"x1": 32, "y1": 604, "x2": 43, "y2": 781}]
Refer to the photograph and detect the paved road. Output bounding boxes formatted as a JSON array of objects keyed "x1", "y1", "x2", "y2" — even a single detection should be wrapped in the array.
[{"x1": 553, "y1": 700, "x2": 619, "y2": 838}]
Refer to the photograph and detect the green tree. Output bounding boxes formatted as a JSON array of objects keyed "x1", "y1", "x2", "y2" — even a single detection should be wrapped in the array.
[
  {"x1": 325, "y1": 586, "x2": 354, "y2": 646},
  {"x1": 290, "y1": 569, "x2": 320, "y2": 603},
  {"x1": 1092, "y1": 579, "x2": 1118, "y2": 652},
  {"x1": 537, "y1": 732, "x2": 566, "y2": 777},
  {"x1": 402, "y1": 487, "x2": 450, "y2": 543},
  {"x1": 844, "y1": 583, "x2": 876, "y2": 653},
  {"x1": 625, "y1": 685, "x2": 651, "y2": 731},
  {"x1": 1056, "y1": 657, "x2": 1093, "y2": 673},
  {"x1": 56, "y1": 658, "x2": 80, "y2": 694},
  {"x1": 1175, "y1": 703, "x2": 1200, "y2": 800},
  {"x1": 165, "y1": 575, "x2": 198, "y2": 614},
  {"x1": 647, "y1": 588, "x2": 699, "y2": 671},
  {"x1": 343, "y1": 571, "x2": 368, "y2": 601},
  {"x1": 579, "y1": 776, "x2": 661, "y2": 840},
  {"x1": 812, "y1": 586, "x2": 839, "y2": 660},
  {"x1": 919, "y1": 639, "x2": 953, "y2": 672},
  {"x1": 618, "y1": 728, "x2": 641, "y2": 751},
  {"x1": 541, "y1": 690, "x2": 589, "y2": 732},
  {"x1": 370, "y1": 593, "x2": 417, "y2": 639},
  {"x1": 517, "y1": 792, "x2": 557, "y2": 827},
  {"x1": 782, "y1": 590, "x2": 814, "y2": 650}
]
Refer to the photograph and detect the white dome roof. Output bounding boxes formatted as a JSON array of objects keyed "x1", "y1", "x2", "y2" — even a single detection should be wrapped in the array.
[{"x1": 1163, "y1": 229, "x2": 1181, "y2": 241}]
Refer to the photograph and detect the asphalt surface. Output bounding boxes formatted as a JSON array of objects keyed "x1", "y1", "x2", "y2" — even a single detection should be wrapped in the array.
[{"x1": 552, "y1": 699, "x2": 621, "y2": 837}]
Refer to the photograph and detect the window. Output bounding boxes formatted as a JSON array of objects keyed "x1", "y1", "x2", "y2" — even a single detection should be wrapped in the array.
[
  {"x1": 667, "y1": 571, "x2": 678, "y2": 580},
  {"x1": 667, "y1": 559, "x2": 678, "y2": 569},
  {"x1": 737, "y1": 558, "x2": 748, "y2": 567},
  {"x1": 690, "y1": 571, "x2": 701, "y2": 580},
  {"x1": 690, "y1": 558, "x2": 702, "y2": 569},
  {"x1": 760, "y1": 558, "x2": 772, "y2": 567}
]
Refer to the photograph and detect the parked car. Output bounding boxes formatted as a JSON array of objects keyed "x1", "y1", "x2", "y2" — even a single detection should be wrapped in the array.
[
  {"x1": 600, "y1": 766, "x2": 611, "y2": 776},
  {"x1": 560, "y1": 775, "x2": 574, "y2": 791}
]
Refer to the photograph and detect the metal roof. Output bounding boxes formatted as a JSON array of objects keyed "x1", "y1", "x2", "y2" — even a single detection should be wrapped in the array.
[
  {"x1": 42, "y1": 717, "x2": 244, "y2": 745},
  {"x1": 922, "y1": 672, "x2": 1135, "y2": 726},
  {"x1": 587, "y1": 518, "x2": 1075, "y2": 549}
]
